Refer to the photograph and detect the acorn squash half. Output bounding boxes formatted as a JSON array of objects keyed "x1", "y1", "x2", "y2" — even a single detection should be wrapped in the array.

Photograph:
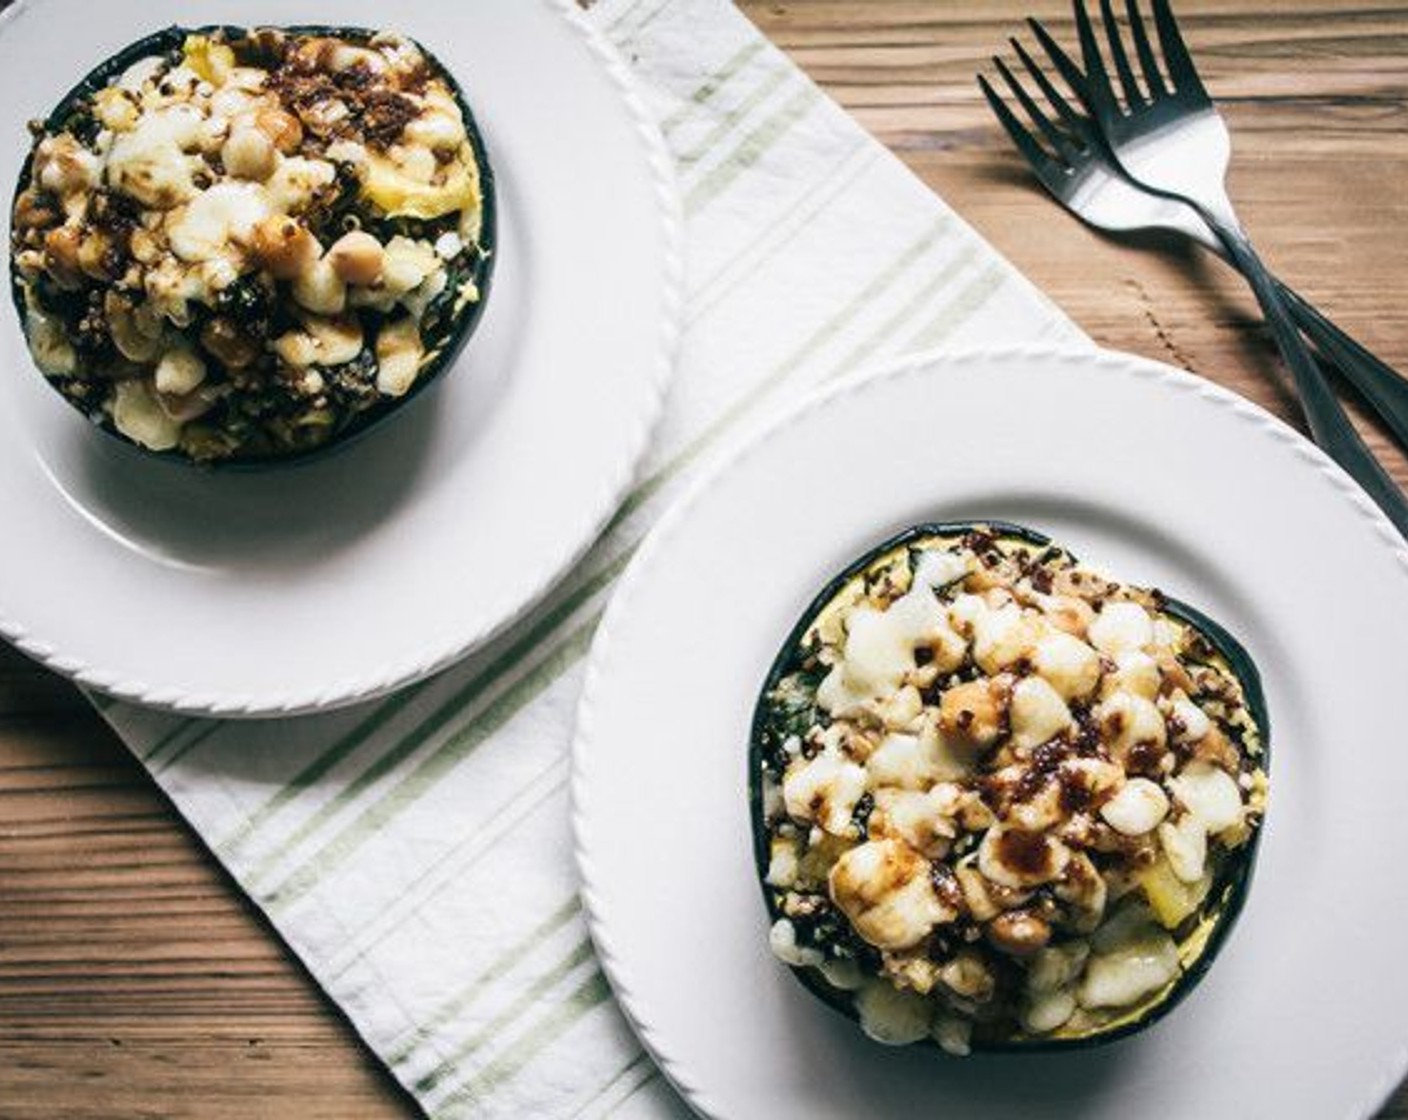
[
  {"x1": 750, "y1": 521, "x2": 1269, "y2": 1053},
  {"x1": 8, "y1": 24, "x2": 496, "y2": 466}
]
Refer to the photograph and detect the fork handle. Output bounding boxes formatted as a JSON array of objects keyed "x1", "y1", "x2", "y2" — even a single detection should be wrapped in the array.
[
  {"x1": 1203, "y1": 215, "x2": 1408, "y2": 538},
  {"x1": 1276, "y1": 282, "x2": 1408, "y2": 453}
]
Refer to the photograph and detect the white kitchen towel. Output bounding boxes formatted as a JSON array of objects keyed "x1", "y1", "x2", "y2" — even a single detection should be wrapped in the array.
[{"x1": 95, "y1": 0, "x2": 1087, "y2": 1115}]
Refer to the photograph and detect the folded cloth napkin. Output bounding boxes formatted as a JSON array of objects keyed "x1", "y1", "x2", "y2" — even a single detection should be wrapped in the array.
[{"x1": 95, "y1": 0, "x2": 1086, "y2": 1115}]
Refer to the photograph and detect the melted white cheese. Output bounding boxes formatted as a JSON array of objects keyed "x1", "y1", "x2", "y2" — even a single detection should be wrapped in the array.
[
  {"x1": 849, "y1": 589, "x2": 942, "y2": 690},
  {"x1": 818, "y1": 584, "x2": 964, "y2": 713},
  {"x1": 1169, "y1": 762, "x2": 1244, "y2": 833},
  {"x1": 977, "y1": 823, "x2": 1071, "y2": 888},
  {"x1": 768, "y1": 919, "x2": 824, "y2": 967},
  {"x1": 1099, "y1": 777, "x2": 1170, "y2": 836},
  {"x1": 947, "y1": 592, "x2": 987, "y2": 634},
  {"x1": 829, "y1": 839, "x2": 952, "y2": 951},
  {"x1": 1098, "y1": 690, "x2": 1167, "y2": 757},
  {"x1": 1027, "y1": 941, "x2": 1090, "y2": 994},
  {"x1": 167, "y1": 181, "x2": 271, "y2": 262},
  {"x1": 154, "y1": 346, "x2": 206, "y2": 395},
  {"x1": 1170, "y1": 693, "x2": 1212, "y2": 743},
  {"x1": 1103, "y1": 650, "x2": 1161, "y2": 701},
  {"x1": 1009, "y1": 675, "x2": 1073, "y2": 750},
  {"x1": 873, "y1": 787, "x2": 956, "y2": 856},
  {"x1": 1158, "y1": 815, "x2": 1208, "y2": 883},
  {"x1": 855, "y1": 980, "x2": 932, "y2": 1045},
  {"x1": 782, "y1": 749, "x2": 867, "y2": 836},
  {"x1": 913, "y1": 548, "x2": 970, "y2": 590},
  {"x1": 971, "y1": 601, "x2": 1039, "y2": 674},
  {"x1": 1031, "y1": 630, "x2": 1102, "y2": 700},
  {"x1": 1077, "y1": 926, "x2": 1179, "y2": 1010},
  {"x1": 1022, "y1": 989, "x2": 1077, "y2": 1034},
  {"x1": 765, "y1": 837, "x2": 800, "y2": 888},
  {"x1": 117, "y1": 56, "x2": 165, "y2": 93},
  {"x1": 865, "y1": 730, "x2": 952, "y2": 789},
  {"x1": 265, "y1": 156, "x2": 336, "y2": 214},
  {"x1": 106, "y1": 107, "x2": 203, "y2": 209},
  {"x1": 1088, "y1": 600, "x2": 1154, "y2": 656}
]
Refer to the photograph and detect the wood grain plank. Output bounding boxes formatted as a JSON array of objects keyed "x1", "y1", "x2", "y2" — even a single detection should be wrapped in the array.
[
  {"x1": 2, "y1": 2, "x2": 1406, "y2": 1115},
  {"x1": 0, "y1": 710, "x2": 416, "y2": 1118}
]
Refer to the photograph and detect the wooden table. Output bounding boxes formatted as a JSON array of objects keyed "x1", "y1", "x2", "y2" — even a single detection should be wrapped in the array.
[{"x1": 2, "y1": 2, "x2": 1405, "y2": 1115}]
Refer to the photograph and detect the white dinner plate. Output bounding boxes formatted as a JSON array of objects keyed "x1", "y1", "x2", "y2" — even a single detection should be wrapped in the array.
[
  {"x1": 0, "y1": 0, "x2": 680, "y2": 716},
  {"x1": 572, "y1": 346, "x2": 1408, "y2": 1120}
]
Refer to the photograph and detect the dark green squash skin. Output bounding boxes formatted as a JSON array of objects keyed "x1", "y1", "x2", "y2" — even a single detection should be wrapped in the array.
[
  {"x1": 748, "y1": 520, "x2": 1271, "y2": 1053},
  {"x1": 7, "y1": 24, "x2": 497, "y2": 469}
]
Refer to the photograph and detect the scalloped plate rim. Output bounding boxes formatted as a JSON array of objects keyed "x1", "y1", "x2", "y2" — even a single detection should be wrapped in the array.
[
  {"x1": 571, "y1": 342, "x2": 1408, "y2": 1120},
  {"x1": 0, "y1": 0, "x2": 684, "y2": 718}
]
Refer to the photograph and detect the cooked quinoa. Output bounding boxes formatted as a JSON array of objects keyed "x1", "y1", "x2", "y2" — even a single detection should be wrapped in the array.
[
  {"x1": 754, "y1": 525, "x2": 1268, "y2": 1053},
  {"x1": 9, "y1": 26, "x2": 491, "y2": 463}
]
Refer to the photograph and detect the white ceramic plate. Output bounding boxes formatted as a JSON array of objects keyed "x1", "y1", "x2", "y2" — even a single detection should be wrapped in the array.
[
  {"x1": 0, "y1": 0, "x2": 680, "y2": 716},
  {"x1": 573, "y1": 347, "x2": 1408, "y2": 1120}
]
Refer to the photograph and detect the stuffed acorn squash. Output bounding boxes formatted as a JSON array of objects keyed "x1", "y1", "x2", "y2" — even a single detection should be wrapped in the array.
[
  {"x1": 751, "y1": 522, "x2": 1269, "y2": 1054},
  {"x1": 9, "y1": 25, "x2": 494, "y2": 464}
]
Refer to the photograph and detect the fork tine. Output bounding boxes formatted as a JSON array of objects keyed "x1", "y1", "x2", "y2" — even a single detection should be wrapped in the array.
[
  {"x1": 1010, "y1": 37, "x2": 1086, "y2": 139},
  {"x1": 978, "y1": 73, "x2": 1063, "y2": 180},
  {"x1": 1071, "y1": 0, "x2": 1121, "y2": 117},
  {"x1": 1099, "y1": 0, "x2": 1145, "y2": 107},
  {"x1": 1124, "y1": 0, "x2": 1168, "y2": 97},
  {"x1": 1151, "y1": 0, "x2": 1207, "y2": 95},
  {"x1": 993, "y1": 56, "x2": 1079, "y2": 163},
  {"x1": 1028, "y1": 18, "x2": 1092, "y2": 105}
]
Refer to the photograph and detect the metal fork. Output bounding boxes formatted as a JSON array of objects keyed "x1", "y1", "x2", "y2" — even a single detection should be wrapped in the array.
[
  {"x1": 978, "y1": 18, "x2": 1408, "y2": 463},
  {"x1": 1065, "y1": 0, "x2": 1408, "y2": 535},
  {"x1": 979, "y1": 11, "x2": 1408, "y2": 538}
]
